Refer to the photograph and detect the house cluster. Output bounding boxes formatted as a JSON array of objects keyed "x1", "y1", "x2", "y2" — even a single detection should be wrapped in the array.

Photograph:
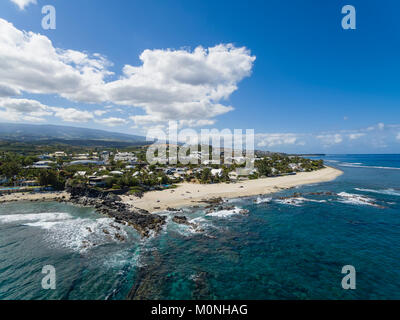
[
  {"x1": 113, "y1": 152, "x2": 138, "y2": 163},
  {"x1": 151, "y1": 150, "x2": 260, "y2": 166},
  {"x1": 30, "y1": 151, "x2": 141, "y2": 169}
]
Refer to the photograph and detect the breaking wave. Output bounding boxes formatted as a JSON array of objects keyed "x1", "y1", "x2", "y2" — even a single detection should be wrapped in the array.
[
  {"x1": 337, "y1": 192, "x2": 382, "y2": 208},
  {"x1": 0, "y1": 212, "x2": 72, "y2": 224},
  {"x1": 355, "y1": 188, "x2": 400, "y2": 197},
  {"x1": 255, "y1": 196, "x2": 272, "y2": 204},
  {"x1": 274, "y1": 197, "x2": 327, "y2": 207},
  {"x1": 339, "y1": 163, "x2": 400, "y2": 170},
  {"x1": 19, "y1": 213, "x2": 129, "y2": 253},
  {"x1": 206, "y1": 207, "x2": 243, "y2": 217}
]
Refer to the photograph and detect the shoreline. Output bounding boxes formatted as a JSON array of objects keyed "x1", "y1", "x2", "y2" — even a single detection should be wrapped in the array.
[
  {"x1": 0, "y1": 191, "x2": 70, "y2": 203},
  {"x1": 0, "y1": 167, "x2": 343, "y2": 212},
  {"x1": 121, "y1": 166, "x2": 343, "y2": 212}
]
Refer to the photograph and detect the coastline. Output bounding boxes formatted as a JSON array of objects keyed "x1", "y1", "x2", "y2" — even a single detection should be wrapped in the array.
[
  {"x1": 0, "y1": 191, "x2": 70, "y2": 203},
  {"x1": 0, "y1": 167, "x2": 343, "y2": 213},
  {"x1": 121, "y1": 166, "x2": 343, "y2": 212}
]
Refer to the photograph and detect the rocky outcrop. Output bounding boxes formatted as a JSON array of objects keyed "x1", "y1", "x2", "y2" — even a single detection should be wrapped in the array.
[
  {"x1": 172, "y1": 215, "x2": 204, "y2": 233},
  {"x1": 67, "y1": 186, "x2": 166, "y2": 237}
]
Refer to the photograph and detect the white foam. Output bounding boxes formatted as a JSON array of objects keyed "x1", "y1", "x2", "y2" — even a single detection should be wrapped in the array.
[
  {"x1": 337, "y1": 192, "x2": 381, "y2": 207},
  {"x1": 274, "y1": 197, "x2": 327, "y2": 207},
  {"x1": 355, "y1": 188, "x2": 400, "y2": 197},
  {"x1": 0, "y1": 212, "x2": 72, "y2": 224},
  {"x1": 173, "y1": 223, "x2": 199, "y2": 237},
  {"x1": 255, "y1": 197, "x2": 272, "y2": 204},
  {"x1": 25, "y1": 217, "x2": 129, "y2": 253},
  {"x1": 103, "y1": 247, "x2": 143, "y2": 269},
  {"x1": 189, "y1": 216, "x2": 218, "y2": 231},
  {"x1": 339, "y1": 163, "x2": 400, "y2": 170},
  {"x1": 274, "y1": 198, "x2": 304, "y2": 206},
  {"x1": 298, "y1": 197, "x2": 327, "y2": 203},
  {"x1": 206, "y1": 207, "x2": 243, "y2": 217}
]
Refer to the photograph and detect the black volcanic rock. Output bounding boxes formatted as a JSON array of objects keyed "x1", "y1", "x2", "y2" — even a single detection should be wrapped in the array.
[{"x1": 67, "y1": 186, "x2": 166, "y2": 237}]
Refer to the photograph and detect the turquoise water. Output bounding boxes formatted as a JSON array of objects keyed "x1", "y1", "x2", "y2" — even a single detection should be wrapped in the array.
[
  {"x1": 1, "y1": 154, "x2": 400, "y2": 299},
  {"x1": 0, "y1": 187, "x2": 23, "y2": 191}
]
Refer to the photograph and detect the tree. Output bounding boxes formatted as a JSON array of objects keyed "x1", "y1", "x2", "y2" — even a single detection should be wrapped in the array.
[
  {"x1": 200, "y1": 168, "x2": 211, "y2": 183},
  {"x1": 0, "y1": 161, "x2": 20, "y2": 178},
  {"x1": 38, "y1": 170, "x2": 65, "y2": 190},
  {"x1": 255, "y1": 160, "x2": 272, "y2": 176}
]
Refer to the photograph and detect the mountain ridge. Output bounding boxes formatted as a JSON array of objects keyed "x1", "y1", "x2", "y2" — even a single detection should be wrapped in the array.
[{"x1": 0, "y1": 123, "x2": 148, "y2": 143}]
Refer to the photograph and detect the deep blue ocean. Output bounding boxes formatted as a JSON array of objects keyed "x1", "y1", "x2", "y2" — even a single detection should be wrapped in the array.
[{"x1": 1, "y1": 154, "x2": 399, "y2": 300}]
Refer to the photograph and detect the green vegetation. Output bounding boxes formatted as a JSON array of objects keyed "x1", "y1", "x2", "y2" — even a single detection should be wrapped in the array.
[{"x1": 0, "y1": 142, "x2": 324, "y2": 195}]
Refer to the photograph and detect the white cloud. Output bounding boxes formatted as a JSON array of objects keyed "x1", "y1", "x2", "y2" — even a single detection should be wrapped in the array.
[
  {"x1": 0, "y1": 19, "x2": 112, "y2": 102},
  {"x1": 107, "y1": 44, "x2": 255, "y2": 125},
  {"x1": 178, "y1": 119, "x2": 216, "y2": 128},
  {"x1": 316, "y1": 134, "x2": 343, "y2": 146},
  {"x1": 94, "y1": 110, "x2": 108, "y2": 116},
  {"x1": 10, "y1": 0, "x2": 36, "y2": 10},
  {"x1": 0, "y1": 97, "x2": 52, "y2": 122},
  {"x1": 50, "y1": 107, "x2": 94, "y2": 123},
  {"x1": 95, "y1": 117, "x2": 128, "y2": 127},
  {"x1": 348, "y1": 133, "x2": 365, "y2": 140},
  {"x1": 0, "y1": 19, "x2": 255, "y2": 127},
  {"x1": 0, "y1": 84, "x2": 19, "y2": 97},
  {"x1": 0, "y1": 97, "x2": 106, "y2": 123},
  {"x1": 396, "y1": 133, "x2": 400, "y2": 141},
  {"x1": 256, "y1": 133, "x2": 303, "y2": 147}
]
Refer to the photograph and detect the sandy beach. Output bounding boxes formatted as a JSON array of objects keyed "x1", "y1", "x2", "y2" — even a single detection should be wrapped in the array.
[
  {"x1": 121, "y1": 166, "x2": 343, "y2": 212},
  {"x1": 0, "y1": 167, "x2": 342, "y2": 211},
  {"x1": 0, "y1": 191, "x2": 70, "y2": 203}
]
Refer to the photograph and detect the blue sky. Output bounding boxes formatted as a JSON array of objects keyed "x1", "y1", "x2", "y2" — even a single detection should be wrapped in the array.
[{"x1": 0, "y1": 0, "x2": 399, "y2": 153}]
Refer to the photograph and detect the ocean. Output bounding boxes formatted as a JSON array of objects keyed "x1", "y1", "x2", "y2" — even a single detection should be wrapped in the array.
[{"x1": 0, "y1": 154, "x2": 399, "y2": 300}]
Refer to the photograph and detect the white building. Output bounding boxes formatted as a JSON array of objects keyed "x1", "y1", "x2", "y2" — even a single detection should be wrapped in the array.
[
  {"x1": 289, "y1": 163, "x2": 301, "y2": 171},
  {"x1": 228, "y1": 171, "x2": 238, "y2": 180},
  {"x1": 52, "y1": 151, "x2": 67, "y2": 158},
  {"x1": 74, "y1": 171, "x2": 87, "y2": 177},
  {"x1": 31, "y1": 161, "x2": 55, "y2": 169},
  {"x1": 114, "y1": 152, "x2": 138, "y2": 163},
  {"x1": 211, "y1": 168, "x2": 223, "y2": 177},
  {"x1": 110, "y1": 170, "x2": 123, "y2": 176}
]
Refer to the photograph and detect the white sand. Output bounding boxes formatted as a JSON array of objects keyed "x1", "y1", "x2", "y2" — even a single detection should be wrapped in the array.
[
  {"x1": 0, "y1": 167, "x2": 342, "y2": 212},
  {"x1": 121, "y1": 166, "x2": 343, "y2": 212},
  {"x1": 0, "y1": 191, "x2": 70, "y2": 203}
]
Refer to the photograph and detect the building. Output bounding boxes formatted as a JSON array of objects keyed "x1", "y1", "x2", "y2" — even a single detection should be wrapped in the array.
[
  {"x1": 74, "y1": 171, "x2": 87, "y2": 177},
  {"x1": 201, "y1": 159, "x2": 221, "y2": 165},
  {"x1": 110, "y1": 171, "x2": 123, "y2": 176},
  {"x1": 31, "y1": 160, "x2": 55, "y2": 169},
  {"x1": 228, "y1": 171, "x2": 238, "y2": 180},
  {"x1": 114, "y1": 152, "x2": 138, "y2": 163},
  {"x1": 20, "y1": 180, "x2": 40, "y2": 187},
  {"x1": 67, "y1": 160, "x2": 105, "y2": 166},
  {"x1": 211, "y1": 168, "x2": 223, "y2": 177},
  {"x1": 289, "y1": 163, "x2": 301, "y2": 171},
  {"x1": 88, "y1": 175, "x2": 110, "y2": 187},
  {"x1": 52, "y1": 151, "x2": 67, "y2": 158},
  {"x1": 236, "y1": 167, "x2": 258, "y2": 176},
  {"x1": 38, "y1": 154, "x2": 52, "y2": 160}
]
